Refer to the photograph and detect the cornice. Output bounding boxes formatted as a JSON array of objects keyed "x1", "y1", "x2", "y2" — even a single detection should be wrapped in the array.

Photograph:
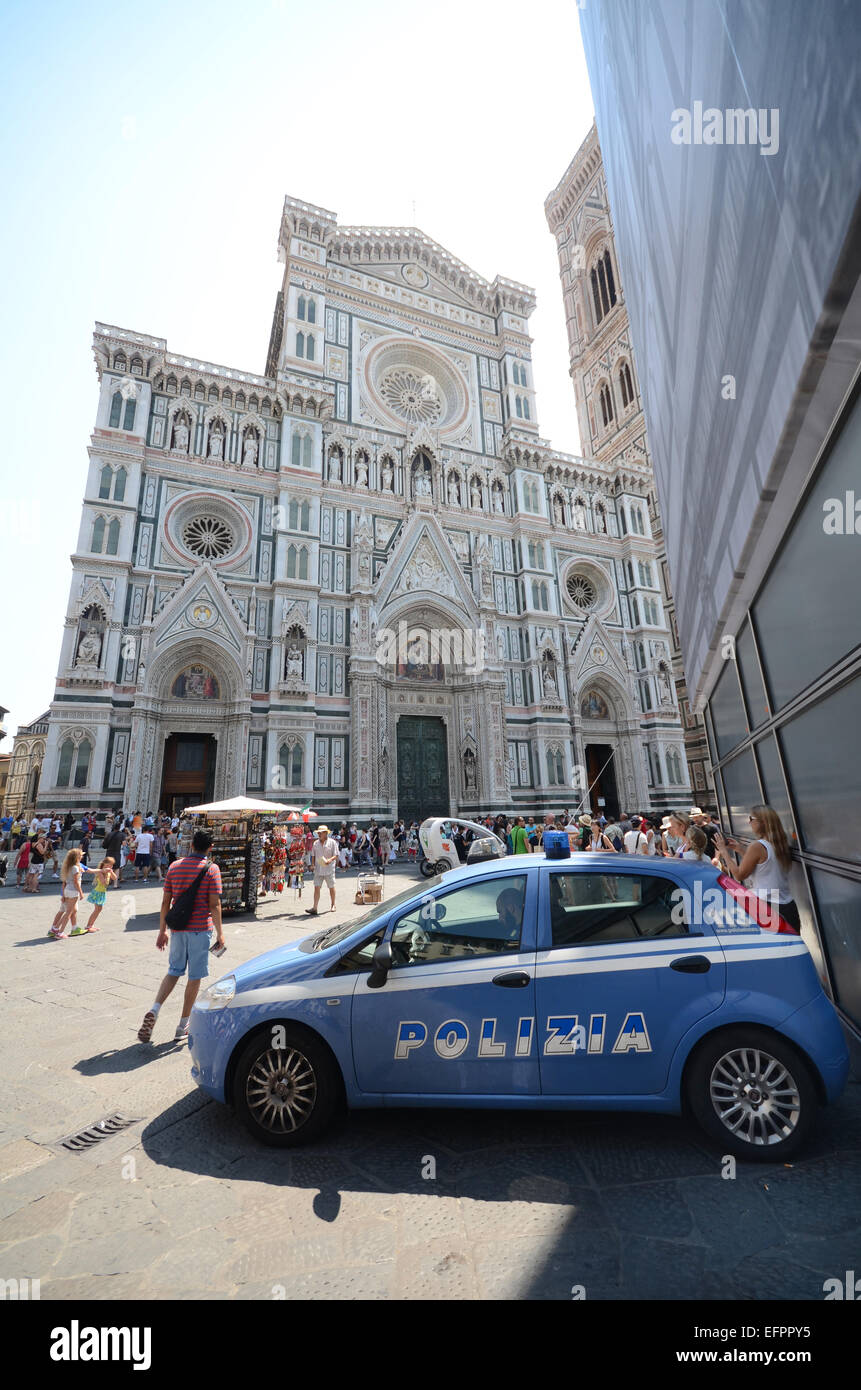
[{"x1": 544, "y1": 121, "x2": 602, "y2": 231}]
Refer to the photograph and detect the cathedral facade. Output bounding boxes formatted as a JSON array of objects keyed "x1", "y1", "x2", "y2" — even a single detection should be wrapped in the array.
[{"x1": 38, "y1": 194, "x2": 691, "y2": 821}]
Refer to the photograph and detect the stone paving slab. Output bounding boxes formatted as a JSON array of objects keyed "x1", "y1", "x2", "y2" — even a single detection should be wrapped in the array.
[{"x1": 0, "y1": 867, "x2": 859, "y2": 1300}]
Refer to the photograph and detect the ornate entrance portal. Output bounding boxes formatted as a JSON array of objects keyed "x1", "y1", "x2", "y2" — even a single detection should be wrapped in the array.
[{"x1": 397, "y1": 716, "x2": 449, "y2": 823}]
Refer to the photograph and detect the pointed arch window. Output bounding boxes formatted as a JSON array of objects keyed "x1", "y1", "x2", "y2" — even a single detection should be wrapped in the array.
[
  {"x1": 297, "y1": 295, "x2": 307, "y2": 321},
  {"x1": 279, "y1": 741, "x2": 304, "y2": 787},
  {"x1": 296, "y1": 331, "x2": 305, "y2": 359},
  {"x1": 109, "y1": 391, "x2": 123, "y2": 428},
  {"x1": 122, "y1": 397, "x2": 136, "y2": 430},
  {"x1": 287, "y1": 544, "x2": 297, "y2": 578},
  {"x1": 619, "y1": 361, "x2": 634, "y2": 408},
  {"x1": 303, "y1": 436, "x2": 313, "y2": 468},
  {"x1": 590, "y1": 248, "x2": 618, "y2": 325},
  {"x1": 522, "y1": 397, "x2": 530, "y2": 420},
  {"x1": 288, "y1": 500, "x2": 299, "y2": 530},
  {"x1": 300, "y1": 500, "x2": 310, "y2": 530},
  {"x1": 307, "y1": 299, "x2": 316, "y2": 324},
  {"x1": 599, "y1": 383, "x2": 614, "y2": 428},
  {"x1": 91, "y1": 516, "x2": 106, "y2": 553},
  {"x1": 99, "y1": 464, "x2": 112, "y2": 499},
  {"x1": 113, "y1": 467, "x2": 127, "y2": 502},
  {"x1": 106, "y1": 518, "x2": 120, "y2": 555},
  {"x1": 305, "y1": 335, "x2": 315, "y2": 362},
  {"x1": 298, "y1": 546, "x2": 309, "y2": 581}
]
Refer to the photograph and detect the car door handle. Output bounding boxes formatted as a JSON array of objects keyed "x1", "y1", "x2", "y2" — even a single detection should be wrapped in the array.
[
  {"x1": 492, "y1": 971, "x2": 531, "y2": 988},
  {"x1": 670, "y1": 955, "x2": 711, "y2": 973}
]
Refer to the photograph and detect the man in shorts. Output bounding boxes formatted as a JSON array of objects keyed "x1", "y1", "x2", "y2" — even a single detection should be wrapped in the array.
[
  {"x1": 137, "y1": 829, "x2": 224, "y2": 1043},
  {"x1": 134, "y1": 826, "x2": 154, "y2": 881},
  {"x1": 305, "y1": 824, "x2": 337, "y2": 916}
]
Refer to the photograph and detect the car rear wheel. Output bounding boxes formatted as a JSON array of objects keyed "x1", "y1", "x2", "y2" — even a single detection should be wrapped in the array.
[
  {"x1": 232, "y1": 1026, "x2": 341, "y2": 1147},
  {"x1": 686, "y1": 1027, "x2": 818, "y2": 1161}
]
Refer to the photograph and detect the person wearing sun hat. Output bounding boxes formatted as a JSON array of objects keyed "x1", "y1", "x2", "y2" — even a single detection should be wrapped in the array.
[{"x1": 305, "y1": 824, "x2": 337, "y2": 915}]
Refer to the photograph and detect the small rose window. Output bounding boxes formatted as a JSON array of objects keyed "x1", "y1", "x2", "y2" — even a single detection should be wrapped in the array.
[
  {"x1": 566, "y1": 572, "x2": 597, "y2": 610},
  {"x1": 182, "y1": 516, "x2": 234, "y2": 560}
]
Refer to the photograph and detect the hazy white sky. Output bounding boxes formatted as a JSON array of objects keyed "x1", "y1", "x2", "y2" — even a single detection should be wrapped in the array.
[{"x1": 0, "y1": 0, "x2": 594, "y2": 739}]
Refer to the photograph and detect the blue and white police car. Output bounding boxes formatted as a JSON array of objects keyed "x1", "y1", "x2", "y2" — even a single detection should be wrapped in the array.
[{"x1": 189, "y1": 853, "x2": 848, "y2": 1160}]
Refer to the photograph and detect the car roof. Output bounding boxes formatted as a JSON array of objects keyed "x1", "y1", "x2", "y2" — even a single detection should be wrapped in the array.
[{"x1": 436, "y1": 853, "x2": 720, "y2": 887}]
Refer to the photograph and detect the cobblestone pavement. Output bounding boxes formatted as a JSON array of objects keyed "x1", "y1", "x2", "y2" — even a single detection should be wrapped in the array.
[{"x1": 0, "y1": 862, "x2": 859, "y2": 1300}]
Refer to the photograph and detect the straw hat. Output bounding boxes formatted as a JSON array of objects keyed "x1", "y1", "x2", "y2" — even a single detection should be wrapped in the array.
[
  {"x1": 660, "y1": 816, "x2": 672, "y2": 831},
  {"x1": 689, "y1": 806, "x2": 703, "y2": 818},
  {"x1": 317, "y1": 824, "x2": 330, "y2": 835},
  {"x1": 578, "y1": 814, "x2": 592, "y2": 827}
]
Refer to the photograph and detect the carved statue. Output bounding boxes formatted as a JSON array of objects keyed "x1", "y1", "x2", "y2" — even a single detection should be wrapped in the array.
[
  {"x1": 492, "y1": 485, "x2": 504, "y2": 513},
  {"x1": 415, "y1": 470, "x2": 432, "y2": 499},
  {"x1": 243, "y1": 434, "x2": 258, "y2": 467},
  {"x1": 554, "y1": 496, "x2": 565, "y2": 525},
  {"x1": 463, "y1": 748, "x2": 476, "y2": 792},
  {"x1": 595, "y1": 505, "x2": 607, "y2": 533},
  {"x1": 137, "y1": 661, "x2": 146, "y2": 685},
  {"x1": 470, "y1": 480, "x2": 482, "y2": 508},
  {"x1": 381, "y1": 461, "x2": 393, "y2": 491},
  {"x1": 286, "y1": 646, "x2": 303, "y2": 678},
  {"x1": 76, "y1": 631, "x2": 102, "y2": 666},
  {"x1": 173, "y1": 420, "x2": 190, "y2": 453},
  {"x1": 208, "y1": 427, "x2": 224, "y2": 460},
  {"x1": 355, "y1": 456, "x2": 368, "y2": 487},
  {"x1": 573, "y1": 502, "x2": 587, "y2": 529},
  {"x1": 328, "y1": 453, "x2": 341, "y2": 481},
  {"x1": 658, "y1": 666, "x2": 673, "y2": 705},
  {"x1": 542, "y1": 663, "x2": 558, "y2": 697},
  {"x1": 447, "y1": 473, "x2": 460, "y2": 505}
]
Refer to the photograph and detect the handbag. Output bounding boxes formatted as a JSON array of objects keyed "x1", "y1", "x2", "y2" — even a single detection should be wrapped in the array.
[{"x1": 165, "y1": 866, "x2": 210, "y2": 930}]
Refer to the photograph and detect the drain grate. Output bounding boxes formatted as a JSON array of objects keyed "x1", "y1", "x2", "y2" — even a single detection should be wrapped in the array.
[{"x1": 60, "y1": 1113, "x2": 142, "y2": 1152}]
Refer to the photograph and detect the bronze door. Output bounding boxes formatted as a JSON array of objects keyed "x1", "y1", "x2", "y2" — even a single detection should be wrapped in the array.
[{"x1": 397, "y1": 716, "x2": 449, "y2": 823}]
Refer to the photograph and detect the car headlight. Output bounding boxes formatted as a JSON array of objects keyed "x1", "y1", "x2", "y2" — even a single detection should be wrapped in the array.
[{"x1": 197, "y1": 975, "x2": 236, "y2": 1010}]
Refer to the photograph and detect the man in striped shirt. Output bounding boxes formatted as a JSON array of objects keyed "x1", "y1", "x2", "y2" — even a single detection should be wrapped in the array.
[{"x1": 137, "y1": 830, "x2": 225, "y2": 1043}]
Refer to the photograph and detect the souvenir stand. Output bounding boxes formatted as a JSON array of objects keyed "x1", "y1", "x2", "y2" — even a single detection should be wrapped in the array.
[{"x1": 180, "y1": 798, "x2": 300, "y2": 915}]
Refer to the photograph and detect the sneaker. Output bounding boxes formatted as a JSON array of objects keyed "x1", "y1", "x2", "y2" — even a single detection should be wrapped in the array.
[
  {"x1": 175, "y1": 1019, "x2": 190, "y2": 1040},
  {"x1": 304, "y1": 908, "x2": 318, "y2": 915},
  {"x1": 70, "y1": 926, "x2": 86, "y2": 936},
  {"x1": 138, "y1": 1010, "x2": 157, "y2": 1043}
]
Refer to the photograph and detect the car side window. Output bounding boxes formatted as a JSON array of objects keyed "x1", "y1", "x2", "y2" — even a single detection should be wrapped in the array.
[
  {"x1": 548, "y1": 873, "x2": 687, "y2": 948},
  {"x1": 390, "y1": 875, "x2": 527, "y2": 967},
  {"x1": 328, "y1": 929, "x2": 385, "y2": 974}
]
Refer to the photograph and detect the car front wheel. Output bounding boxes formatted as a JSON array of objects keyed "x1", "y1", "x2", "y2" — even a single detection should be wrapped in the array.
[
  {"x1": 232, "y1": 1026, "x2": 342, "y2": 1147},
  {"x1": 686, "y1": 1027, "x2": 818, "y2": 1161}
]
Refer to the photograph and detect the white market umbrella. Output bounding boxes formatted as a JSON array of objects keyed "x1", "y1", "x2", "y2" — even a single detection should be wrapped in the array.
[{"x1": 183, "y1": 797, "x2": 302, "y2": 814}]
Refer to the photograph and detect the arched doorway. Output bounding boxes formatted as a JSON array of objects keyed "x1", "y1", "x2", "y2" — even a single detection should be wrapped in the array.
[{"x1": 397, "y1": 716, "x2": 449, "y2": 823}]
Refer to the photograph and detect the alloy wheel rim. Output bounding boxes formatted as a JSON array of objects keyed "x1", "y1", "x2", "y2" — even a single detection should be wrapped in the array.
[
  {"x1": 246, "y1": 1046, "x2": 317, "y2": 1133},
  {"x1": 709, "y1": 1046, "x2": 801, "y2": 1146}
]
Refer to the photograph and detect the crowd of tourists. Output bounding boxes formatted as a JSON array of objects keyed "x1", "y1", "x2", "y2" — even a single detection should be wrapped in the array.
[{"x1": 0, "y1": 808, "x2": 182, "y2": 890}]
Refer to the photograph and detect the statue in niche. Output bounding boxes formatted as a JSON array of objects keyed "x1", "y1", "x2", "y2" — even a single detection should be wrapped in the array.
[
  {"x1": 463, "y1": 748, "x2": 476, "y2": 792},
  {"x1": 492, "y1": 485, "x2": 504, "y2": 513},
  {"x1": 542, "y1": 661, "x2": 558, "y2": 698},
  {"x1": 380, "y1": 460, "x2": 393, "y2": 491},
  {"x1": 415, "y1": 469, "x2": 432, "y2": 499},
  {"x1": 76, "y1": 630, "x2": 102, "y2": 666},
  {"x1": 173, "y1": 419, "x2": 190, "y2": 453},
  {"x1": 553, "y1": 495, "x2": 565, "y2": 525},
  {"x1": 658, "y1": 665, "x2": 673, "y2": 705},
  {"x1": 573, "y1": 501, "x2": 587, "y2": 529},
  {"x1": 447, "y1": 473, "x2": 460, "y2": 505},
  {"x1": 137, "y1": 661, "x2": 146, "y2": 686},
  {"x1": 355, "y1": 456, "x2": 368, "y2": 487},
  {"x1": 470, "y1": 479, "x2": 482, "y2": 508},
  {"x1": 328, "y1": 452, "x2": 341, "y2": 481},
  {"x1": 208, "y1": 427, "x2": 224, "y2": 460},
  {"x1": 595, "y1": 505, "x2": 607, "y2": 533},
  {"x1": 286, "y1": 646, "x2": 303, "y2": 679},
  {"x1": 243, "y1": 433, "x2": 258, "y2": 467}
]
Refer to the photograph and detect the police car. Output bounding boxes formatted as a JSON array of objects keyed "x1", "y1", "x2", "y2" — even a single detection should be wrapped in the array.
[{"x1": 188, "y1": 854, "x2": 848, "y2": 1160}]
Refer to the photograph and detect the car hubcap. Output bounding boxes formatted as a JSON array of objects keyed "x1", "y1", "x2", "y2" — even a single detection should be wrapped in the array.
[
  {"x1": 710, "y1": 1046, "x2": 801, "y2": 1146},
  {"x1": 246, "y1": 1047, "x2": 317, "y2": 1133}
]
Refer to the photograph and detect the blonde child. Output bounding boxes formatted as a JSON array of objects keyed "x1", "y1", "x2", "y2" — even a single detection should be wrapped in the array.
[
  {"x1": 82, "y1": 856, "x2": 117, "y2": 932},
  {"x1": 49, "y1": 849, "x2": 84, "y2": 939},
  {"x1": 682, "y1": 826, "x2": 709, "y2": 862}
]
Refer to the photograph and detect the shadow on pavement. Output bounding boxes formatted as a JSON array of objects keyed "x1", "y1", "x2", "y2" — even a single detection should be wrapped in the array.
[{"x1": 75, "y1": 1040, "x2": 183, "y2": 1075}]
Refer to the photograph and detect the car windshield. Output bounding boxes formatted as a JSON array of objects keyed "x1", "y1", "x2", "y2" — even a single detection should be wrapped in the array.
[{"x1": 299, "y1": 875, "x2": 444, "y2": 951}]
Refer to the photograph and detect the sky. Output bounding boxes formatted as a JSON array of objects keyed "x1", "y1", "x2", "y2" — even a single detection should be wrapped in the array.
[{"x1": 0, "y1": 0, "x2": 595, "y2": 740}]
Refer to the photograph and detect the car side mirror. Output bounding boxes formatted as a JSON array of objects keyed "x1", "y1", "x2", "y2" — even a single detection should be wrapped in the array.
[{"x1": 367, "y1": 940, "x2": 395, "y2": 989}]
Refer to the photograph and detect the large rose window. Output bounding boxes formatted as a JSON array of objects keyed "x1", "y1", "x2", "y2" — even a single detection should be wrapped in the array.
[
  {"x1": 566, "y1": 572, "x2": 597, "y2": 610},
  {"x1": 379, "y1": 369, "x2": 443, "y2": 426},
  {"x1": 182, "y1": 516, "x2": 234, "y2": 560}
]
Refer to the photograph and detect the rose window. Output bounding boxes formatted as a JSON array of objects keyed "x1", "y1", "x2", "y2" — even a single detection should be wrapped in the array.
[
  {"x1": 566, "y1": 572, "x2": 597, "y2": 610},
  {"x1": 379, "y1": 369, "x2": 443, "y2": 426},
  {"x1": 182, "y1": 516, "x2": 234, "y2": 560}
]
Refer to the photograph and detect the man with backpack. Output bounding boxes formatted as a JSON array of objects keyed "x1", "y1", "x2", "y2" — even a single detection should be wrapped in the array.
[{"x1": 137, "y1": 829, "x2": 224, "y2": 1043}]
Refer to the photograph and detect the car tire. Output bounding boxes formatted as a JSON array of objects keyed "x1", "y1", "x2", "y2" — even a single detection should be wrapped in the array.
[
  {"x1": 232, "y1": 1025, "x2": 342, "y2": 1148},
  {"x1": 685, "y1": 1026, "x2": 819, "y2": 1161}
]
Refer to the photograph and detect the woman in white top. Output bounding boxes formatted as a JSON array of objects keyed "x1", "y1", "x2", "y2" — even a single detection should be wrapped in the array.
[
  {"x1": 714, "y1": 805, "x2": 800, "y2": 931},
  {"x1": 681, "y1": 826, "x2": 709, "y2": 861},
  {"x1": 662, "y1": 812, "x2": 689, "y2": 857}
]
